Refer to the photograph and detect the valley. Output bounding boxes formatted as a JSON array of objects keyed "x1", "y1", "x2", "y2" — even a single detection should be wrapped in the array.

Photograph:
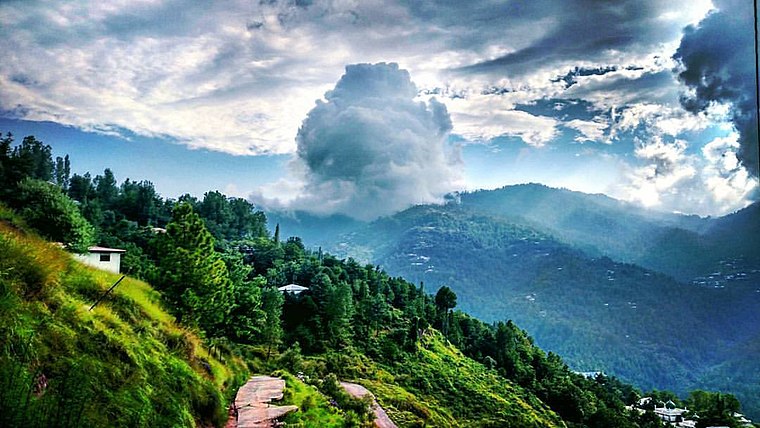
[{"x1": 271, "y1": 184, "x2": 760, "y2": 418}]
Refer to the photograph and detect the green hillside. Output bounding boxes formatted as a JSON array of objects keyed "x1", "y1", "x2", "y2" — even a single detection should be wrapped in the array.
[
  {"x1": 0, "y1": 207, "x2": 569, "y2": 427},
  {"x1": 1, "y1": 135, "x2": 752, "y2": 427},
  {"x1": 0, "y1": 207, "x2": 247, "y2": 427},
  {"x1": 323, "y1": 201, "x2": 760, "y2": 419}
]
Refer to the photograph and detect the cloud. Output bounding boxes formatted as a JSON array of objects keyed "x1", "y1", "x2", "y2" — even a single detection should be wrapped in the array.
[
  {"x1": 256, "y1": 63, "x2": 463, "y2": 220},
  {"x1": 617, "y1": 131, "x2": 757, "y2": 216},
  {"x1": 673, "y1": 0, "x2": 759, "y2": 178},
  {"x1": 701, "y1": 134, "x2": 759, "y2": 210},
  {"x1": 0, "y1": 0, "x2": 712, "y2": 157},
  {"x1": 1, "y1": 0, "x2": 752, "y2": 216},
  {"x1": 565, "y1": 118, "x2": 609, "y2": 143},
  {"x1": 609, "y1": 103, "x2": 720, "y2": 140},
  {"x1": 457, "y1": 0, "x2": 711, "y2": 78},
  {"x1": 445, "y1": 93, "x2": 559, "y2": 146}
]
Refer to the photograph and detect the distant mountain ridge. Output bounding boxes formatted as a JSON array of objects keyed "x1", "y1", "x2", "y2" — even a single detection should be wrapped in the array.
[{"x1": 266, "y1": 184, "x2": 760, "y2": 418}]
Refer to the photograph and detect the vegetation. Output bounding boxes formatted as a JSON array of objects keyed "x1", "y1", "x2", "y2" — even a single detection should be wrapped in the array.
[
  {"x1": 316, "y1": 191, "x2": 760, "y2": 419},
  {"x1": 0, "y1": 206, "x2": 247, "y2": 427},
  {"x1": 1, "y1": 132, "x2": 755, "y2": 426}
]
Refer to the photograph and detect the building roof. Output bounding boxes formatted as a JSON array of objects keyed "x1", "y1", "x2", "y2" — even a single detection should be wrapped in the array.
[
  {"x1": 278, "y1": 284, "x2": 308, "y2": 293},
  {"x1": 655, "y1": 407, "x2": 685, "y2": 417},
  {"x1": 88, "y1": 246, "x2": 126, "y2": 253}
]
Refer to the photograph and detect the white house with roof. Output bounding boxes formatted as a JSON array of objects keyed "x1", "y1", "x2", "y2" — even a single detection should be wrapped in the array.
[
  {"x1": 654, "y1": 400, "x2": 686, "y2": 423},
  {"x1": 74, "y1": 246, "x2": 126, "y2": 273}
]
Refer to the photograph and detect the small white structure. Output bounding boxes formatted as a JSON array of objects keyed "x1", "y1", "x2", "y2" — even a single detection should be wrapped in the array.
[
  {"x1": 278, "y1": 284, "x2": 308, "y2": 295},
  {"x1": 75, "y1": 246, "x2": 125, "y2": 273}
]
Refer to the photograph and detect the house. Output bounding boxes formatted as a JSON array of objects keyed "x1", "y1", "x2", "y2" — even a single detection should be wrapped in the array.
[
  {"x1": 655, "y1": 407, "x2": 685, "y2": 423},
  {"x1": 654, "y1": 401, "x2": 686, "y2": 424},
  {"x1": 75, "y1": 246, "x2": 126, "y2": 273},
  {"x1": 278, "y1": 284, "x2": 308, "y2": 295}
]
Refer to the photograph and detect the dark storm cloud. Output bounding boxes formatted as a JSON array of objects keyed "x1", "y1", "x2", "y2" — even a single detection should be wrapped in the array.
[
  {"x1": 454, "y1": 0, "x2": 696, "y2": 76},
  {"x1": 288, "y1": 63, "x2": 462, "y2": 220},
  {"x1": 553, "y1": 66, "x2": 619, "y2": 89},
  {"x1": 673, "y1": 0, "x2": 759, "y2": 177}
]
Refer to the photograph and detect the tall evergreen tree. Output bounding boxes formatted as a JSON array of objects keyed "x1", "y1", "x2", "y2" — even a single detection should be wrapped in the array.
[
  {"x1": 153, "y1": 203, "x2": 232, "y2": 336},
  {"x1": 261, "y1": 287, "x2": 284, "y2": 359}
]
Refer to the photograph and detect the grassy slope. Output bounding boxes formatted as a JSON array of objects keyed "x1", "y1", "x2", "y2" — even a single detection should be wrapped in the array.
[
  {"x1": 301, "y1": 332, "x2": 566, "y2": 428},
  {"x1": 0, "y1": 204, "x2": 568, "y2": 427},
  {"x1": 0, "y1": 208, "x2": 247, "y2": 427}
]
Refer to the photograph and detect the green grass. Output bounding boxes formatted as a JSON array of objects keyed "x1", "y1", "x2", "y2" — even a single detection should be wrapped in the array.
[
  {"x1": 0, "y1": 211, "x2": 248, "y2": 428},
  {"x1": 277, "y1": 371, "x2": 348, "y2": 427},
  {"x1": 280, "y1": 333, "x2": 565, "y2": 428},
  {"x1": 355, "y1": 332, "x2": 566, "y2": 428}
]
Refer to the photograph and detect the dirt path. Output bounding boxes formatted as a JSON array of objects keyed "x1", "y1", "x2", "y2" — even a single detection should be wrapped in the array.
[
  {"x1": 340, "y1": 381, "x2": 398, "y2": 428},
  {"x1": 229, "y1": 375, "x2": 298, "y2": 428}
]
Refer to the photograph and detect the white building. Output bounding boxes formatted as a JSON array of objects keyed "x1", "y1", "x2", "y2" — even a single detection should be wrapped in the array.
[
  {"x1": 278, "y1": 284, "x2": 308, "y2": 295},
  {"x1": 75, "y1": 246, "x2": 125, "y2": 273}
]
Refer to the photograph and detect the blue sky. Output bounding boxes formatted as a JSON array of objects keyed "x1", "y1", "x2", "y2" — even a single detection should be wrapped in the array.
[{"x1": 1, "y1": 0, "x2": 757, "y2": 217}]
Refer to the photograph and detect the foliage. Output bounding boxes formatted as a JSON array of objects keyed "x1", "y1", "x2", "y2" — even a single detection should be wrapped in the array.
[
  {"x1": 4, "y1": 133, "x2": 755, "y2": 425},
  {"x1": 261, "y1": 286, "x2": 284, "y2": 359},
  {"x1": 15, "y1": 178, "x2": 95, "y2": 252},
  {"x1": 152, "y1": 203, "x2": 233, "y2": 335},
  {"x1": 277, "y1": 371, "x2": 348, "y2": 427},
  {"x1": 323, "y1": 199, "x2": 760, "y2": 418},
  {"x1": 0, "y1": 211, "x2": 246, "y2": 427}
]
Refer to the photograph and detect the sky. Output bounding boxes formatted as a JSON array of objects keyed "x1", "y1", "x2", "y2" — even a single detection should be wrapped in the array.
[{"x1": 1, "y1": 0, "x2": 758, "y2": 219}]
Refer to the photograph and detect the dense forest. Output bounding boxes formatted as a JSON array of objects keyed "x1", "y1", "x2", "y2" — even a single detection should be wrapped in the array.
[
  {"x1": 1, "y1": 132, "x2": 753, "y2": 427},
  {"x1": 273, "y1": 184, "x2": 760, "y2": 419}
]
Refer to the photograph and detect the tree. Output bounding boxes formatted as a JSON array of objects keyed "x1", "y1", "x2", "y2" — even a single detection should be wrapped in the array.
[
  {"x1": 16, "y1": 178, "x2": 95, "y2": 252},
  {"x1": 0, "y1": 133, "x2": 12, "y2": 200},
  {"x1": 94, "y1": 168, "x2": 118, "y2": 208},
  {"x1": 689, "y1": 391, "x2": 741, "y2": 428},
  {"x1": 261, "y1": 286, "x2": 284, "y2": 359},
  {"x1": 434, "y1": 285, "x2": 457, "y2": 336},
  {"x1": 11, "y1": 135, "x2": 53, "y2": 182},
  {"x1": 222, "y1": 251, "x2": 265, "y2": 343},
  {"x1": 197, "y1": 191, "x2": 233, "y2": 239},
  {"x1": 153, "y1": 203, "x2": 232, "y2": 335},
  {"x1": 434, "y1": 285, "x2": 457, "y2": 312},
  {"x1": 68, "y1": 172, "x2": 95, "y2": 203},
  {"x1": 323, "y1": 280, "x2": 354, "y2": 349},
  {"x1": 54, "y1": 155, "x2": 70, "y2": 190}
]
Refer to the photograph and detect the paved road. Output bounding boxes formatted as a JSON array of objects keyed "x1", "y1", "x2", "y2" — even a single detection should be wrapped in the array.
[{"x1": 340, "y1": 381, "x2": 398, "y2": 428}]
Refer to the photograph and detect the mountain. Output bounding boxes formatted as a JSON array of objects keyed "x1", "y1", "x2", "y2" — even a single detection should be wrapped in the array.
[
  {"x1": 269, "y1": 185, "x2": 760, "y2": 418},
  {"x1": 266, "y1": 210, "x2": 363, "y2": 248}
]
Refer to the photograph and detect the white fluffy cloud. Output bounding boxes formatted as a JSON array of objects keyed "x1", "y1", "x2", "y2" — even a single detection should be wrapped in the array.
[
  {"x1": 255, "y1": 63, "x2": 463, "y2": 220},
  {"x1": 565, "y1": 118, "x2": 609, "y2": 143},
  {"x1": 446, "y1": 92, "x2": 559, "y2": 147},
  {"x1": 618, "y1": 133, "x2": 757, "y2": 215}
]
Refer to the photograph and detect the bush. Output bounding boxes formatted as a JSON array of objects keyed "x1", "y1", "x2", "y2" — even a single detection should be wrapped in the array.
[{"x1": 15, "y1": 179, "x2": 94, "y2": 252}]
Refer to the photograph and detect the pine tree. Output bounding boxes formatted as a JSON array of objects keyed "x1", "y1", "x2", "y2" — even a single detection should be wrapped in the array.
[
  {"x1": 261, "y1": 287, "x2": 284, "y2": 359},
  {"x1": 153, "y1": 203, "x2": 233, "y2": 336}
]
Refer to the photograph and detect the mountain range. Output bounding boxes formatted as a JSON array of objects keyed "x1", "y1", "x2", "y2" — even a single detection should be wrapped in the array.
[{"x1": 268, "y1": 184, "x2": 760, "y2": 418}]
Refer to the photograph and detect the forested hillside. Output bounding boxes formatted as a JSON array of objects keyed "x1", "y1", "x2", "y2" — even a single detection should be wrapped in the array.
[
  {"x1": 1, "y1": 132, "x2": 753, "y2": 427},
  {"x1": 274, "y1": 185, "x2": 760, "y2": 419}
]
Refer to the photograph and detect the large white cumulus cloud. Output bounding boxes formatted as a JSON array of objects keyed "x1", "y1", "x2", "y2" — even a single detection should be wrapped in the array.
[{"x1": 261, "y1": 63, "x2": 462, "y2": 220}]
